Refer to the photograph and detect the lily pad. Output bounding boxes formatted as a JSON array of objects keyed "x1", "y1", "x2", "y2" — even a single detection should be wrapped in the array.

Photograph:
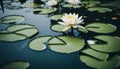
[
  {"x1": 89, "y1": 35, "x2": 120, "y2": 52},
  {"x1": 82, "y1": 48, "x2": 109, "y2": 61},
  {"x1": 50, "y1": 24, "x2": 64, "y2": 32},
  {"x1": 2, "y1": 61, "x2": 30, "y2": 69},
  {"x1": 49, "y1": 15, "x2": 62, "y2": 21},
  {"x1": 6, "y1": 24, "x2": 35, "y2": 32},
  {"x1": 6, "y1": 24, "x2": 38, "y2": 38},
  {"x1": 63, "y1": 4, "x2": 82, "y2": 8},
  {"x1": 78, "y1": 27, "x2": 88, "y2": 33},
  {"x1": 0, "y1": 33, "x2": 27, "y2": 42},
  {"x1": 0, "y1": 15, "x2": 25, "y2": 24},
  {"x1": 34, "y1": 8, "x2": 57, "y2": 14},
  {"x1": 80, "y1": 55, "x2": 120, "y2": 69},
  {"x1": 86, "y1": 23, "x2": 116, "y2": 33},
  {"x1": 29, "y1": 36, "x2": 51, "y2": 51},
  {"x1": 87, "y1": 7, "x2": 112, "y2": 13},
  {"x1": 82, "y1": 1, "x2": 100, "y2": 7},
  {"x1": 49, "y1": 36, "x2": 85, "y2": 54}
]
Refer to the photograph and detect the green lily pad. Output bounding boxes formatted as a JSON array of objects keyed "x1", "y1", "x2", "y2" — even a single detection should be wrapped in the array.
[
  {"x1": 50, "y1": 24, "x2": 64, "y2": 32},
  {"x1": 6, "y1": 24, "x2": 38, "y2": 38},
  {"x1": 0, "y1": 15, "x2": 25, "y2": 24},
  {"x1": 87, "y1": 7, "x2": 112, "y2": 13},
  {"x1": 63, "y1": 4, "x2": 82, "y2": 8},
  {"x1": 78, "y1": 27, "x2": 88, "y2": 33},
  {"x1": 47, "y1": 36, "x2": 66, "y2": 45},
  {"x1": 90, "y1": 35, "x2": 120, "y2": 52},
  {"x1": 6, "y1": 24, "x2": 35, "y2": 32},
  {"x1": 82, "y1": 48, "x2": 109, "y2": 60},
  {"x1": 34, "y1": 8, "x2": 57, "y2": 14},
  {"x1": 49, "y1": 36, "x2": 85, "y2": 54},
  {"x1": 80, "y1": 55, "x2": 120, "y2": 69},
  {"x1": 49, "y1": 15, "x2": 62, "y2": 21},
  {"x1": 2, "y1": 61, "x2": 30, "y2": 69},
  {"x1": 82, "y1": 1, "x2": 100, "y2": 7},
  {"x1": 29, "y1": 36, "x2": 51, "y2": 51},
  {"x1": 0, "y1": 33, "x2": 27, "y2": 42},
  {"x1": 86, "y1": 23, "x2": 116, "y2": 33}
]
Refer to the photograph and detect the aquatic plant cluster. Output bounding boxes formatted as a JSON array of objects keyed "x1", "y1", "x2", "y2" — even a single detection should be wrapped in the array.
[{"x1": 0, "y1": 0, "x2": 120, "y2": 69}]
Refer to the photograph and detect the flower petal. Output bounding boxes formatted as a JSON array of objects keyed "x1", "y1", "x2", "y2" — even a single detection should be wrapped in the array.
[{"x1": 62, "y1": 26, "x2": 71, "y2": 32}]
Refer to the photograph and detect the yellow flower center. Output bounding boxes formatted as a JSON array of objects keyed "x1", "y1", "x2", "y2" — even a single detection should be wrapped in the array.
[{"x1": 67, "y1": 15, "x2": 74, "y2": 18}]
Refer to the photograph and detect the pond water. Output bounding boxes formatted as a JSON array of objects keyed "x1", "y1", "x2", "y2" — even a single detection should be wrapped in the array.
[{"x1": 0, "y1": 0, "x2": 120, "y2": 69}]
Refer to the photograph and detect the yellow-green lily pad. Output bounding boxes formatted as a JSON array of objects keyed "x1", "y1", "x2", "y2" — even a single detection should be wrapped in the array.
[
  {"x1": 63, "y1": 4, "x2": 82, "y2": 8},
  {"x1": 86, "y1": 23, "x2": 116, "y2": 33},
  {"x1": 0, "y1": 15, "x2": 25, "y2": 24},
  {"x1": 29, "y1": 36, "x2": 51, "y2": 51},
  {"x1": 50, "y1": 24, "x2": 64, "y2": 32},
  {"x1": 1, "y1": 61, "x2": 30, "y2": 69},
  {"x1": 82, "y1": 48, "x2": 109, "y2": 61},
  {"x1": 80, "y1": 55, "x2": 120, "y2": 69},
  {"x1": 0, "y1": 33, "x2": 27, "y2": 42},
  {"x1": 49, "y1": 15, "x2": 62, "y2": 21},
  {"x1": 90, "y1": 35, "x2": 120, "y2": 52},
  {"x1": 49, "y1": 36, "x2": 85, "y2": 54},
  {"x1": 82, "y1": 1, "x2": 100, "y2": 7},
  {"x1": 87, "y1": 7, "x2": 112, "y2": 13}
]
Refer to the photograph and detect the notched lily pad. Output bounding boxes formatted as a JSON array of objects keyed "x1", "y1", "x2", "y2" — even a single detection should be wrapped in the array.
[
  {"x1": 0, "y1": 33, "x2": 27, "y2": 42},
  {"x1": 87, "y1": 7, "x2": 112, "y2": 13},
  {"x1": 29, "y1": 36, "x2": 51, "y2": 51},
  {"x1": 1, "y1": 61, "x2": 30, "y2": 69},
  {"x1": 89, "y1": 35, "x2": 120, "y2": 52},
  {"x1": 0, "y1": 15, "x2": 25, "y2": 24},
  {"x1": 6, "y1": 24, "x2": 38, "y2": 38},
  {"x1": 49, "y1": 36, "x2": 85, "y2": 54},
  {"x1": 49, "y1": 15, "x2": 62, "y2": 21},
  {"x1": 86, "y1": 23, "x2": 116, "y2": 33},
  {"x1": 63, "y1": 4, "x2": 82, "y2": 8},
  {"x1": 82, "y1": 48, "x2": 109, "y2": 61},
  {"x1": 80, "y1": 55, "x2": 120, "y2": 69},
  {"x1": 50, "y1": 24, "x2": 64, "y2": 32}
]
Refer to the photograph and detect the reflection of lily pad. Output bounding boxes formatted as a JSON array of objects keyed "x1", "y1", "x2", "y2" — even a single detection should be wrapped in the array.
[
  {"x1": 90, "y1": 35, "x2": 120, "y2": 52},
  {"x1": 6, "y1": 24, "x2": 38, "y2": 38},
  {"x1": 0, "y1": 33, "x2": 27, "y2": 42},
  {"x1": 2, "y1": 61, "x2": 30, "y2": 69},
  {"x1": 34, "y1": 8, "x2": 57, "y2": 14},
  {"x1": 87, "y1": 7, "x2": 112, "y2": 13},
  {"x1": 50, "y1": 24, "x2": 64, "y2": 32},
  {"x1": 0, "y1": 15, "x2": 25, "y2": 24},
  {"x1": 82, "y1": 48, "x2": 109, "y2": 60},
  {"x1": 63, "y1": 4, "x2": 82, "y2": 8},
  {"x1": 49, "y1": 36, "x2": 85, "y2": 54},
  {"x1": 80, "y1": 55, "x2": 120, "y2": 69},
  {"x1": 86, "y1": 23, "x2": 116, "y2": 33},
  {"x1": 29, "y1": 36, "x2": 51, "y2": 51},
  {"x1": 49, "y1": 15, "x2": 62, "y2": 21}
]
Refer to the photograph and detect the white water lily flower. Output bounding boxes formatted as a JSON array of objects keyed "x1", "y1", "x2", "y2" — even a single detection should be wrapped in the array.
[
  {"x1": 87, "y1": 40, "x2": 96, "y2": 45},
  {"x1": 58, "y1": 13, "x2": 84, "y2": 32},
  {"x1": 46, "y1": 0, "x2": 58, "y2": 6},
  {"x1": 67, "y1": 0, "x2": 81, "y2": 5}
]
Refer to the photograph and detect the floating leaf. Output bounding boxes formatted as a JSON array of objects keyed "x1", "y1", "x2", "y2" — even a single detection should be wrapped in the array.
[
  {"x1": 49, "y1": 36, "x2": 85, "y2": 54},
  {"x1": 51, "y1": 24, "x2": 64, "y2": 32},
  {"x1": 78, "y1": 27, "x2": 88, "y2": 33},
  {"x1": 82, "y1": 1, "x2": 100, "y2": 7},
  {"x1": 29, "y1": 36, "x2": 51, "y2": 51},
  {"x1": 87, "y1": 7, "x2": 112, "y2": 13},
  {"x1": 6, "y1": 24, "x2": 38, "y2": 38},
  {"x1": 2, "y1": 61, "x2": 30, "y2": 69},
  {"x1": 6, "y1": 24, "x2": 35, "y2": 32},
  {"x1": 90, "y1": 35, "x2": 120, "y2": 52},
  {"x1": 0, "y1": 33, "x2": 27, "y2": 42},
  {"x1": 80, "y1": 55, "x2": 120, "y2": 69},
  {"x1": 49, "y1": 15, "x2": 62, "y2": 21},
  {"x1": 34, "y1": 8, "x2": 57, "y2": 14},
  {"x1": 63, "y1": 4, "x2": 82, "y2": 8},
  {"x1": 0, "y1": 15, "x2": 25, "y2": 24},
  {"x1": 82, "y1": 48, "x2": 109, "y2": 60},
  {"x1": 86, "y1": 23, "x2": 116, "y2": 33},
  {"x1": 47, "y1": 37, "x2": 66, "y2": 45}
]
